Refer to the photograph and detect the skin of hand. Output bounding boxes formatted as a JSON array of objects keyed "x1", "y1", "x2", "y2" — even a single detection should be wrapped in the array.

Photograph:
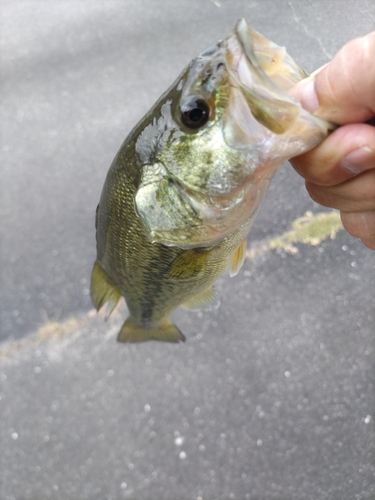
[{"x1": 289, "y1": 32, "x2": 375, "y2": 250}]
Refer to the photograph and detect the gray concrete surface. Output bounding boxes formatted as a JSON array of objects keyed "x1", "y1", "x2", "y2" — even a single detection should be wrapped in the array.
[{"x1": 1, "y1": 1, "x2": 374, "y2": 499}]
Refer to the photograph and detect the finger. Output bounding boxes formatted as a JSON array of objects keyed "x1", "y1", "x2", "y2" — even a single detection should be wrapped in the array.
[
  {"x1": 341, "y1": 211, "x2": 375, "y2": 250},
  {"x1": 305, "y1": 168, "x2": 375, "y2": 212},
  {"x1": 289, "y1": 32, "x2": 375, "y2": 124},
  {"x1": 290, "y1": 123, "x2": 375, "y2": 186}
]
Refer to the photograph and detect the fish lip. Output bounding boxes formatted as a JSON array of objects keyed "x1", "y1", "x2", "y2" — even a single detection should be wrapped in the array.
[
  {"x1": 225, "y1": 18, "x2": 304, "y2": 99},
  {"x1": 224, "y1": 18, "x2": 260, "y2": 89},
  {"x1": 232, "y1": 18, "x2": 257, "y2": 70},
  {"x1": 227, "y1": 18, "x2": 307, "y2": 90}
]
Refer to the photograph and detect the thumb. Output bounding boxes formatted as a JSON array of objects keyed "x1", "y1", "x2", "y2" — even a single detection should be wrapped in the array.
[{"x1": 289, "y1": 32, "x2": 375, "y2": 125}]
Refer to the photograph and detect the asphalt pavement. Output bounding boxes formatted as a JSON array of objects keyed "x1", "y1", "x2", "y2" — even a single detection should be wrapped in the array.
[{"x1": 1, "y1": 1, "x2": 374, "y2": 499}]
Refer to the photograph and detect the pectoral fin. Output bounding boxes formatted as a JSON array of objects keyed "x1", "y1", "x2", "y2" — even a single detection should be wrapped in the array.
[
  {"x1": 182, "y1": 286, "x2": 220, "y2": 311},
  {"x1": 117, "y1": 317, "x2": 185, "y2": 343},
  {"x1": 90, "y1": 260, "x2": 121, "y2": 319},
  {"x1": 168, "y1": 248, "x2": 211, "y2": 279},
  {"x1": 229, "y1": 238, "x2": 247, "y2": 277}
]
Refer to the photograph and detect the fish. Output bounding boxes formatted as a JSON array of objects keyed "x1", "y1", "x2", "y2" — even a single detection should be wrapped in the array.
[{"x1": 90, "y1": 18, "x2": 334, "y2": 343}]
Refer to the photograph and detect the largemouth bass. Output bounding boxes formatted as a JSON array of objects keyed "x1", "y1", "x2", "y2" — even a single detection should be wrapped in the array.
[{"x1": 91, "y1": 19, "x2": 333, "y2": 343}]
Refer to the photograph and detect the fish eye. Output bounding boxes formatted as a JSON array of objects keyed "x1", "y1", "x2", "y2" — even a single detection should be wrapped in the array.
[{"x1": 180, "y1": 99, "x2": 210, "y2": 129}]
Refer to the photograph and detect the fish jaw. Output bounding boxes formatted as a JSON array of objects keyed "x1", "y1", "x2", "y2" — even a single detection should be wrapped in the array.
[{"x1": 223, "y1": 18, "x2": 335, "y2": 156}]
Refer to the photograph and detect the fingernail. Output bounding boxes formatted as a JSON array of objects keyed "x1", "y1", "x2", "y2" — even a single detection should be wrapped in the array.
[
  {"x1": 340, "y1": 146, "x2": 375, "y2": 174},
  {"x1": 293, "y1": 78, "x2": 319, "y2": 113}
]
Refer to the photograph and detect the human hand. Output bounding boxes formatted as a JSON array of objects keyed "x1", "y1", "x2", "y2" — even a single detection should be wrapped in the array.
[{"x1": 289, "y1": 32, "x2": 375, "y2": 250}]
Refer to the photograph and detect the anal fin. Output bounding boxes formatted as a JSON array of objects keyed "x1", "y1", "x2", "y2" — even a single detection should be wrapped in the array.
[
  {"x1": 90, "y1": 260, "x2": 121, "y2": 319},
  {"x1": 117, "y1": 317, "x2": 185, "y2": 344},
  {"x1": 182, "y1": 286, "x2": 220, "y2": 311},
  {"x1": 229, "y1": 238, "x2": 247, "y2": 277}
]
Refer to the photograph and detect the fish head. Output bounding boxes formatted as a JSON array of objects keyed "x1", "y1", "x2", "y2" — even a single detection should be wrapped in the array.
[{"x1": 135, "y1": 19, "x2": 334, "y2": 249}]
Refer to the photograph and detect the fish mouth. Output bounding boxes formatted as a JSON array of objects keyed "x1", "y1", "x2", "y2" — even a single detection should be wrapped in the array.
[
  {"x1": 232, "y1": 19, "x2": 309, "y2": 90},
  {"x1": 224, "y1": 18, "x2": 302, "y2": 136}
]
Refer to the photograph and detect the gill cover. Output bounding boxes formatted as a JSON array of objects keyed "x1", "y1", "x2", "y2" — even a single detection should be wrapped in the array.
[{"x1": 135, "y1": 163, "x2": 208, "y2": 247}]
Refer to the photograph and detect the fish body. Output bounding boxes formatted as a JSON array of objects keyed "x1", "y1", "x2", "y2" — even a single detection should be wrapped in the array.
[{"x1": 91, "y1": 19, "x2": 334, "y2": 343}]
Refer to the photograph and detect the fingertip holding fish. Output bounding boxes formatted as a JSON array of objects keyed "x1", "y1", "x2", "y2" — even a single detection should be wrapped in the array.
[{"x1": 292, "y1": 77, "x2": 319, "y2": 114}]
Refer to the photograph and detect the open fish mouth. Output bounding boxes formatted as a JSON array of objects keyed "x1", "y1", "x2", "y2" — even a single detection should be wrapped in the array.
[
  {"x1": 224, "y1": 18, "x2": 303, "y2": 137},
  {"x1": 232, "y1": 18, "x2": 309, "y2": 91},
  {"x1": 223, "y1": 19, "x2": 335, "y2": 140}
]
